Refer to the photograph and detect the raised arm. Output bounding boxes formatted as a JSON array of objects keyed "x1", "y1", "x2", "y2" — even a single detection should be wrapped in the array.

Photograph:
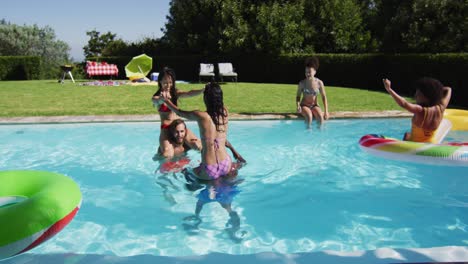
[
  {"x1": 177, "y1": 87, "x2": 205, "y2": 98},
  {"x1": 441, "y1": 86, "x2": 452, "y2": 108},
  {"x1": 383, "y1": 78, "x2": 422, "y2": 114},
  {"x1": 161, "y1": 97, "x2": 202, "y2": 121}
]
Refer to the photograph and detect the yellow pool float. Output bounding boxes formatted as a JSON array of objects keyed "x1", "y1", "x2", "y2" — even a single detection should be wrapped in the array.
[{"x1": 444, "y1": 109, "x2": 468, "y2": 131}]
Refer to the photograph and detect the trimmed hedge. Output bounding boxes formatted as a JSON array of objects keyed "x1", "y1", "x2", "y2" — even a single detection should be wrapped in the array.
[
  {"x1": 0, "y1": 56, "x2": 41, "y2": 80},
  {"x1": 91, "y1": 53, "x2": 467, "y2": 107}
]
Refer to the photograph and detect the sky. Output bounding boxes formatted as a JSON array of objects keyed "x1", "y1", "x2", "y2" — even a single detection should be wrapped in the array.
[{"x1": 1, "y1": 0, "x2": 171, "y2": 61}]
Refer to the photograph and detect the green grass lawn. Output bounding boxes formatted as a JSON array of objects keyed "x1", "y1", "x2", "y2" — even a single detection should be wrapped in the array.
[{"x1": 0, "y1": 80, "x2": 405, "y2": 117}]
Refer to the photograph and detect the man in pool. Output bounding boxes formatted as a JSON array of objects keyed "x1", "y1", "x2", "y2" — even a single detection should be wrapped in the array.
[{"x1": 156, "y1": 119, "x2": 246, "y2": 163}]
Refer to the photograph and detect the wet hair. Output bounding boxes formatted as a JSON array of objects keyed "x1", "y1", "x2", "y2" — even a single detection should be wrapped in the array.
[
  {"x1": 203, "y1": 82, "x2": 227, "y2": 132},
  {"x1": 305, "y1": 57, "x2": 319, "y2": 70},
  {"x1": 154, "y1": 67, "x2": 178, "y2": 106},
  {"x1": 168, "y1": 119, "x2": 186, "y2": 143},
  {"x1": 414, "y1": 77, "x2": 444, "y2": 106}
]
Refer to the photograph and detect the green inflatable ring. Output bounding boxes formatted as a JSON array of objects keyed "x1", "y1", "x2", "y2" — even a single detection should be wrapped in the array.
[{"x1": 0, "y1": 170, "x2": 82, "y2": 260}]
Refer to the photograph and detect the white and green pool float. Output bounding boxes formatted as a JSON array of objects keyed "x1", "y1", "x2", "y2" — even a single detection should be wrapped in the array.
[{"x1": 0, "y1": 170, "x2": 82, "y2": 260}]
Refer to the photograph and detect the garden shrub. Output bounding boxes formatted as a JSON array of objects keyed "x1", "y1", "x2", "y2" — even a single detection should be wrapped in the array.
[{"x1": 0, "y1": 56, "x2": 41, "y2": 80}]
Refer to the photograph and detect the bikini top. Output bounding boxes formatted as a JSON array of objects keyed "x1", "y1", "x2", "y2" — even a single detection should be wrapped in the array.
[
  {"x1": 302, "y1": 78, "x2": 320, "y2": 96},
  {"x1": 158, "y1": 103, "x2": 171, "y2": 113},
  {"x1": 154, "y1": 91, "x2": 172, "y2": 113}
]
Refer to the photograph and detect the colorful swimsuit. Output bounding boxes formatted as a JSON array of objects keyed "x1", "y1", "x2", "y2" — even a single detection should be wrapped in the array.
[
  {"x1": 301, "y1": 78, "x2": 320, "y2": 96},
  {"x1": 299, "y1": 78, "x2": 321, "y2": 109},
  {"x1": 197, "y1": 137, "x2": 232, "y2": 180},
  {"x1": 409, "y1": 105, "x2": 442, "y2": 143}
]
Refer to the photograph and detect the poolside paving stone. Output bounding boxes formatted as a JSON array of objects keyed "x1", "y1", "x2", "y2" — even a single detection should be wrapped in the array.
[{"x1": 0, "y1": 111, "x2": 411, "y2": 124}]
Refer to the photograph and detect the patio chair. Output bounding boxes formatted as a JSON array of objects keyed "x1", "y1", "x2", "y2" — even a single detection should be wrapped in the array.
[
  {"x1": 199, "y1": 63, "x2": 215, "y2": 83},
  {"x1": 218, "y1": 63, "x2": 238, "y2": 82}
]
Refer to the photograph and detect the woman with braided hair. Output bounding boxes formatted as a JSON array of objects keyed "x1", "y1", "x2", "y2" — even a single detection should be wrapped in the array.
[{"x1": 157, "y1": 82, "x2": 243, "y2": 180}]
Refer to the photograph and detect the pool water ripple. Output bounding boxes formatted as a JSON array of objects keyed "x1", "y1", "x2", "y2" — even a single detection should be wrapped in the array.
[{"x1": 0, "y1": 119, "x2": 467, "y2": 258}]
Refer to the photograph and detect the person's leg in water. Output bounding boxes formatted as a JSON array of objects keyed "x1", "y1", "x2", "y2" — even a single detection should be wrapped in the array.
[
  {"x1": 300, "y1": 105, "x2": 314, "y2": 129},
  {"x1": 182, "y1": 168, "x2": 205, "y2": 191},
  {"x1": 311, "y1": 105, "x2": 324, "y2": 128}
]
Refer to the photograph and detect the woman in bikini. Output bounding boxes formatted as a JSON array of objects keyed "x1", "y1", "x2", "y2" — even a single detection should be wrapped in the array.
[
  {"x1": 158, "y1": 82, "x2": 241, "y2": 180},
  {"x1": 152, "y1": 67, "x2": 205, "y2": 158},
  {"x1": 383, "y1": 77, "x2": 452, "y2": 143},
  {"x1": 296, "y1": 57, "x2": 329, "y2": 129}
]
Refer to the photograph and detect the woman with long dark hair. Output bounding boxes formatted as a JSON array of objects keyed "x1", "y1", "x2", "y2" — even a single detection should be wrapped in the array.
[{"x1": 157, "y1": 82, "x2": 242, "y2": 180}]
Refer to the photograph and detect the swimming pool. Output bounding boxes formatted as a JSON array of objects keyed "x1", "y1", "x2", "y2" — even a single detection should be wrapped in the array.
[{"x1": 1, "y1": 119, "x2": 467, "y2": 263}]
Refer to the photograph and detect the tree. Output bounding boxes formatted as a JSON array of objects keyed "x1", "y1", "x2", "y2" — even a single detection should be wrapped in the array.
[
  {"x1": 220, "y1": 0, "x2": 313, "y2": 54},
  {"x1": 303, "y1": 0, "x2": 375, "y2": 52},
  {"x1": 0, "y1": 20, "x2": 70, "y2": 78},
  {"x1": 163, "y1": 0, "x2": 374, "y2": 55},
  {"x1": 403, "y1": 0, "x2": 467, "y2": 52},
  {"x1": 162, "y1": 0, "x2": 225, "y2": 55},
  {"x1": 162, "y1": 0, "x2": 465, "y2": 55},
  {"x1": 164, "y1": 0, "x2": 314, "y2": 55},
  {"x1": 375, "y1": 0, "x2": 467, "y2": 53},
  {"x1": 83, "y1": 30, "x2": 119, "y2": 58}
]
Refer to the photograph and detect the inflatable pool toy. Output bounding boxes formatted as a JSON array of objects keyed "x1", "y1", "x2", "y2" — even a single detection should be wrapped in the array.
[
  {"x1": 433, "y1": 118, "x2": 452, "y2": 143},
  {"x1": 0, "y1": 171, "x2": 82, "y2": 259},
  {"x1": 0, "y1": 170, "x2": 82, "y2": 260},
  {"x1": 160, "y1": 157, "x2": 191, "y2": 173},
  {"x1": 444, "y1": 109, "x2": 468, "y2": 131},
  {"x1": 359, "y1": 134, "x2": 468, "y2": 166}
]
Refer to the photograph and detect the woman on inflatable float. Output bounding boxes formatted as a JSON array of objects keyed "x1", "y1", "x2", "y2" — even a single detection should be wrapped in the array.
[
  {"x1": 360, "y1": 78, "x2": 468, "y2": 166},
  {"x1": 382, "y1": 77, "x2": 451, "y2": 143}
]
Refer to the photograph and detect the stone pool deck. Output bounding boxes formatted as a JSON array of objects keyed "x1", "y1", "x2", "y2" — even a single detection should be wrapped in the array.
[{"x1": 0, "y1": 111, "x2": 411, "y2": 124}]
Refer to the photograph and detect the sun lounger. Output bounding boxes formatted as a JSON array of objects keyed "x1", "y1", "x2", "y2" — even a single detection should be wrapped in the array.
[
  {"x1": 218, "y1": 63, "x2": 237, "y2": 82},
  {"x1": 199, "y1": 63, "x2": 215, "y2": 82}
]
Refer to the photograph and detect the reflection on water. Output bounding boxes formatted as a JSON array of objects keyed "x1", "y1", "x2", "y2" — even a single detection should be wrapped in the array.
[
  {"x1": 0, "y1": 120, "x2": 466, "y2": 258},
  {"x1": 155, "y1": 156, "x2": 248, "y2": 244},
  {"x1": 182, "y1": 171, "x2": 247, "y2": 243}
]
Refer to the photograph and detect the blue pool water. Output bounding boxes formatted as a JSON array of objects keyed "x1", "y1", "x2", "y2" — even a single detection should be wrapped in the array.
[{"x1": 0, "y1": 119, "x2": 467, "y2": 261}]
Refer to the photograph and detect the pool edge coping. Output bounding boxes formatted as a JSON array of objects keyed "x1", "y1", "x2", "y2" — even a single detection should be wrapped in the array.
[{"x1": 0, "y1": 111, "x2": 412, "y2": 124}]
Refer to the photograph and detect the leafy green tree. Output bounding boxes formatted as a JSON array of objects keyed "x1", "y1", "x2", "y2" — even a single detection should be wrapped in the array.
[
  {"x1": 162, "y1": 0, "x2": 224, "y2": 55},
  {"x1": 221, "y1": 1, "x2": 313, "y2": 54},
  {"x1": 304, "y1": 0, "x2": 375, "y2": 52},
  {"x1": 375, "y1": 0, "x2": 467, "y2": 53},
  {"x1": 162, "y1": 0, "x2": 465, "y2": 54},
  {"x1": 164, "y1": 0, "x2": 313, "y2": 55},
  {"x1": 101, "y1": 39, "x2": 129, "y2": 57},
  {"x1": 164, "y1": 0, "x2": 373, "y2": 54},
  {"x1": 357, "y1": 0, "x2": 381, "y2": 48},
  {"x1": 0, "y1": 20, "x2": 70, "y2": 79},
  {"x1": 83, "y1": 30, "x2": 119, "y2": 58},
  {"x1": 403, "y1": 0, "x2": 467, "y2": 52}
]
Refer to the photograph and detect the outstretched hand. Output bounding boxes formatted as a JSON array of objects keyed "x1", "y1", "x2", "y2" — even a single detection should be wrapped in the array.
[{"x1": 382, "y1": 78, "x2": 392, "y2": 92}]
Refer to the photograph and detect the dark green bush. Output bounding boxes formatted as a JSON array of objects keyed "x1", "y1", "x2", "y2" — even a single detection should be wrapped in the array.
[{"x1": 0, "y1": 56, "x2": 41, "y2": 80}]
